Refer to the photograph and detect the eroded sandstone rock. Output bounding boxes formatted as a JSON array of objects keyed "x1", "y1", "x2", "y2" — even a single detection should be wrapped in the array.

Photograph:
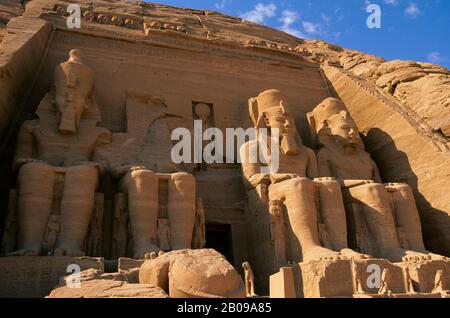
[
  {"x1": 47, "y1": 279, "x2": 168, "y2": 298},
  {"x1": 139, "y1": 249, "x2": 245, "y2": 298}
]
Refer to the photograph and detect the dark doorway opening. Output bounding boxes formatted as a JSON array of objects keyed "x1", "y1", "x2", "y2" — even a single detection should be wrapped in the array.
[{"x1": 205, "y1": 223, "x2": 234, "y2": 266}]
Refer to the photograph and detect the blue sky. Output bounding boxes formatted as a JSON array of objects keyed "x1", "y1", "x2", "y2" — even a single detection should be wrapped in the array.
[{"x1": 146, "y1": 0, "x2": 450, "y2": 69}]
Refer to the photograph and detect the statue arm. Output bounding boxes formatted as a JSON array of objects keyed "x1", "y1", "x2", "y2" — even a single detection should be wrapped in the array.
[
  {"x1": 240, "y1": 142, "x2": 269, "y2": 189},
  {"x1": 306, "y1": 147, "x2": 319, "y2": 179},
  {"x1": 371, "y1": 160, "x2": 383, "y2": 183},
  {"x1": 110, "y1": 162, "x2": 148, "y2": 180},
  {"x1": 13, "y1": 120, "x2": 40, "y2": 171},
  {"x1": 317, "y1": 149, "x2": 332, "y2": 178},
  {"x1": 91, "y1": 128, "x2": 112, "y2": 178}
]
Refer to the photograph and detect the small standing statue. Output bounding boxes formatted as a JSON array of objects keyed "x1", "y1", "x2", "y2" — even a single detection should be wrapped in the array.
[
  {"x1": 268, "y1": 200, "x2": 287, "y2": 268},
  {"x1": 242, "y1": 261, "x2": 257, "y2": 297},
  {"x1": 432, "y1": 270, "x2": 444, "y2": 293},
  {"x1": 351, "y1": 259, "x2": 365, "y2": 295},
  {"x1": 403, "y1": 267, "x2": 416, "y2": 294},
  {"x1": 378, "y1": 268, "x2": 393, "y2": 295},
  {"x1": 44, "y1": 215, "x2": 60, "y2": 256},
  {"x1": 192, "y1": 197, "x2": 206, "y2": 249}
]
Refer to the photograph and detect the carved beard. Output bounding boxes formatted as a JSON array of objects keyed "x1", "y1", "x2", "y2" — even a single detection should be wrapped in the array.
[
  {"x1": 58, "y1": 108, "x2": 76, "y2": 134},
  {"x1": 280, "y1": 134, "x2": 300, "y2": 155}
]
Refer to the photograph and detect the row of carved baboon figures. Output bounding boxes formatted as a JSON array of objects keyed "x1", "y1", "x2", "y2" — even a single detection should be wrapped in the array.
[
  {"x1": 54, "y1": 4, "x2": 331, "y2": 56},
  {"x1": 55, "y1": 4, "x2": 188, "y2": 33}
]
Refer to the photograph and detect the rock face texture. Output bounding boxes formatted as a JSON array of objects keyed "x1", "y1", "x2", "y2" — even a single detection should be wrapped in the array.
[
  {"x1": 47, "y1": 279, "x2": 169, "y2": 298},
  {"x1": 0, "y1": 0, "x2": 449, "y2": 298}
]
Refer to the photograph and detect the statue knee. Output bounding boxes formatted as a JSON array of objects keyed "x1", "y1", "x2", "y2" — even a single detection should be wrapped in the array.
[
  {"x1": 18, "y1": 162, "x2": 54, "y2": 183},
  {"x1": 387, "y1": 183, "x2": 414, "y2": 199},
  {"x1": 129, "y1": 169, "x2": 158, "y2": 183},
  {"x1": 171, "y1": 172, "x2": 195, "y2": 186},
  {"x1": 289, "y1": 177, "x2": 313, "y2": 191}
]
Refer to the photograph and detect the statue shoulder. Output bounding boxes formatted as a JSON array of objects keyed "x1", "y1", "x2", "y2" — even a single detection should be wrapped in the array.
[
  {"x1": 317, "y1": 146, "x2": 332, "y2": 160},
  {"x1": 20, "y1": 119, "x2": 39, "y2": 131}
]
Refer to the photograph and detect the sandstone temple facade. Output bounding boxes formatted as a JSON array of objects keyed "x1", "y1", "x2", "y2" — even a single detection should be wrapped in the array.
[{"x1": 0, "y1": 0, "x2": 449, "y2": 298}]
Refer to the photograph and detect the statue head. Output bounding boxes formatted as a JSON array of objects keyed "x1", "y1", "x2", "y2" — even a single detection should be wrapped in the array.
[
  {"x1": 68, "y1": 49, "x2": 84, "y2": 63},
  {"x1": 249, "y1": 89, "x2": 301, "y2": 155},
  {"x1": 194, "y1": 103, "x2": 211, "y2": 123},
  {"x1": 313, "y1": 98, "x2": 363, "y2": 151},
  {"x1": 53, "y1": 49, "x2": 94, "y2": 135}
]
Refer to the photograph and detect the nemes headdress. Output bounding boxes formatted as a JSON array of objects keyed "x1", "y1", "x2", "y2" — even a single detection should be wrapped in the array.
[
  {"x1": 248, "y1": 89, "x2": 289, "y2": 129},
  {"x1": 312, "y1": 98, "x2": 348, "y2": 133},
  {"x1": 312, "y1": 97, "x2": 359, "y2": 145}
]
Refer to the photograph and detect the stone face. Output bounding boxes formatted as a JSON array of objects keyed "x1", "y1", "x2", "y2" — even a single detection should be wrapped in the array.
[
  {"x1": 0, "y1": 0, "x2": 449, "y2": 299},
  {"x1": 139, "y1": 249, "x2": 245, "y2": 298}
]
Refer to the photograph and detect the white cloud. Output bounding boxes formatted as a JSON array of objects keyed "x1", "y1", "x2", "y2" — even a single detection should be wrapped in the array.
[
  {"x1": 384, "y1": 0, "x2": 399, "y2": 5},
  {"x1": 321, "y1": 13, "x2": 331, "y2": 25},
  {"x1": 214, "y1": 0, "x2": 227, "y2": 10},
  {"x1": 278, "y1": 10, "x2": 306, "y2": 39},
  {"x1": 427, "y1": 52, "x2": 448, "y2": 64},
  {"x1": 279, "y1": 10, "x2": 298, "y2": 27},
  {"x1": 405, "y1": 3, "x2": 421, "y2": 18},
  {"x1": 240, "y1": 3, "x2": 277, "y2": 24},
  {"x1": 302, "y1": 21, "x2": 321, "y2": 35}
]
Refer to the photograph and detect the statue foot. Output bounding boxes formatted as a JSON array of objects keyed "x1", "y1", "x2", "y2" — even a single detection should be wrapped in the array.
[
  {"x1": 428, "y1": 253, "x2": 447, "y2": 261},
  {"x1": 340, "y1": 248, "x2": 371, "y2": 260},
  {"x1": 133, "y1": 244, "x2": 161, "y2": 260},
  {"x1": 54, "y1": 247, "x2": 85, "y2": 257},
  {"x1": 8, "y1": 248, "x2": 39, "y2": 256},
  {"x1": 384, "y1": 249, "x2": 430, "y2": 262},
  {"x1": 303, "y1": 246, "x2": 344, "y2": 262}
]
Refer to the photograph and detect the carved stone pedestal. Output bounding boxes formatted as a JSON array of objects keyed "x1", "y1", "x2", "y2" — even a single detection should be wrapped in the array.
[
  {"x1": 298, "y1": 259, "x2": 353, "y2": 298},
  {"x1": 269, "y1": 267, "x2": 297, "y2": 298},
  {"x1": 0, "y1": 256, "x2": 104, "y2": 298},
  {"x1": 400, "y1": 259, "x2": 450, "y2": 293},
  {"x1": 352, "y1": 259, "x2": 406, "y2": 294}
]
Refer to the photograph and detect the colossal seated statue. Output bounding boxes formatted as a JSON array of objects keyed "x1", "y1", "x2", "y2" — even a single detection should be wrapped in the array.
[
  {"x1": 311, "y1": 97, "x2": 446, "y2": 262},
  {"x1": 10, "y1": 49, "x2": 110, "y2": 257},
  {"x1": 102, "y1": 93, "x2": 198, "y2": 259},
  {"x1": 240, "y1": 89, "x2": 364, "y2": 263}
]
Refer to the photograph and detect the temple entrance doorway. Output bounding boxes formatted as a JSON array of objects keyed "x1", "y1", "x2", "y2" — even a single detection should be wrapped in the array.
[{"x1": 204, "y1": 223, "x2": 234, "y2": 266}]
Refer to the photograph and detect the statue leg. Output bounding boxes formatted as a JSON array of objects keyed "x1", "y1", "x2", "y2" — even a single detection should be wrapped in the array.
[
  {"x1": 315, "y1": 178, "x2": 370, "y2": 260},
  {"x1": 54, "y1": 165, "x2": 98, "y2": 256},
  {"x1": 346, "y1": 183, "x2": 428, "y2": 262},
  {"x1": 12, "y1": 162, "x2": 55, "y2": 256},
  {"x1": 168, "y1": 172, "x2": 196, "y2": 250},
  {"x1": 269, "y1": 177, "x2": 340, "y2": 262},
  {"x1": 388, "y1": 183, "x2": 445, "y2": 260},
  {"x1": 119, "y1": 169, "x2": 160, "y2": 259}
]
